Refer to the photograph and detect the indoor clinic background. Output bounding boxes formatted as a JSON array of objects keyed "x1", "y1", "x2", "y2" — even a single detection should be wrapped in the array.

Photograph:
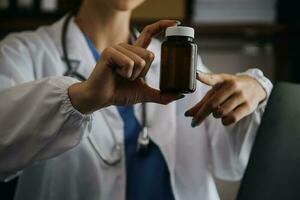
[{"x1": 0, "y1": 0, "x2": 300, "y2": 200}]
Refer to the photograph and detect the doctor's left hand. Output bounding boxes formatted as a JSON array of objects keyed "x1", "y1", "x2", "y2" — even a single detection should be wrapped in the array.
[
  {"x1": 185, "y1": 72, "x2": 267, "y2": 127},
  {"x1": 68, "y1": 20, "x2": 182, "y2": 114}
]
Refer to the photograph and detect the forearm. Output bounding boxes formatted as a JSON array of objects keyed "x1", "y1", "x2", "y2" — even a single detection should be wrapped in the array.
[
  {"x1": 68, "y1": 80, "x2": 111, "y2": 114},
  {"x1": 0, "y1": 76, "x2": 91, "y2": 176}
]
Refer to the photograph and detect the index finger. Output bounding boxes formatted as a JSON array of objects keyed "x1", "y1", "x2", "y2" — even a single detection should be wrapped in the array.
[
  {"x1": 134, "y1": 20, "x2": 177, "y2": 48},
  {"x1": 196, "y1": 72, "x2": 224, "y2": 87}
]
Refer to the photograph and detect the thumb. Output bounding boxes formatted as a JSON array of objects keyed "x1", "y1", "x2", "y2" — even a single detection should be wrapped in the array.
[
  {"x1": 142, "y1": 85, "x2": 184, "y2": 105},
  {"x1": 196, "y1": 72, "x2": 224, "y2": 86}
]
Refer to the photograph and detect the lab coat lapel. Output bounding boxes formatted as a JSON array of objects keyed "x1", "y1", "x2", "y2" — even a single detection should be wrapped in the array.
[
  {"x1": 101, "y1": 106, "x2": 124, "y2": 144},
  {"x1": 53, "y1": 16, "x2": 95, "y2": 80},
  {"x1": 66, "y1": 17, "x2": 96, "y2": 79},
  {"x1": 145, "y1": 79, "x2": 177, "y2": 174},
  {"x1": 140, "y1": 40, "x2": 177, "y2": 173}
]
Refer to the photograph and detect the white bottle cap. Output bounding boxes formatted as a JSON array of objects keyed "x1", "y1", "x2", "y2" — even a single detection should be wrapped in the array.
[{"x1": 165, "y1": 26, "x2": 195, "y2": 38}]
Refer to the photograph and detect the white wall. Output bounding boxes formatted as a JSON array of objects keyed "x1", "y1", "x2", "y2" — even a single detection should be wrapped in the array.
[
  {"x1": 193, "y1": 0, "x2": 276, "y2": 23},
  {"x1": 198, "y1": 38, "x2": 275, "y2": 80}
]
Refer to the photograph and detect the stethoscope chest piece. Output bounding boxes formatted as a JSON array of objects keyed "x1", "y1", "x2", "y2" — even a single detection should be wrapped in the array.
[{"x1": 137, "y1": 127, "x2": 150, "y2": 156}]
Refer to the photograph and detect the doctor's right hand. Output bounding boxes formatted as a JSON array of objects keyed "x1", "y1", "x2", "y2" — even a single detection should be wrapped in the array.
[{"x1": 68, "y1": 20, "x2": 182, "y2": 114}]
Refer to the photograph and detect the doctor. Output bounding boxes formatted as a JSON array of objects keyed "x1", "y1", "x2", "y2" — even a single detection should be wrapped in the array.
[{"x1": 0, "y1": 0, "x2": 272, "y2": 200}]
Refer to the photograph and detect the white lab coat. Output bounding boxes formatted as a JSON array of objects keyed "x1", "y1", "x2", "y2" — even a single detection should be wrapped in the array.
[{"x1": 0, "y1": 16, "x2": 272, "y2": 200}]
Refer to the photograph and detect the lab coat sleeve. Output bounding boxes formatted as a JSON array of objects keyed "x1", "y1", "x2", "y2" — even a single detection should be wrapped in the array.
[
  {"x1": 197, "y1": 59, "x2": 273, "y2": 181},
  {"x1": 0, "y1": 35, "x2": 92, "y2": 180}
]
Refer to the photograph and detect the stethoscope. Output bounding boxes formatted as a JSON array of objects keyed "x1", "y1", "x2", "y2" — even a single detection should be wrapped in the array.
[{"x1": 61, "y1": 14, "x2": 150, "y2": 166}]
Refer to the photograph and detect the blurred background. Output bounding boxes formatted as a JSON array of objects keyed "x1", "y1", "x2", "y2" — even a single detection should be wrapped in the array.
[{"x1": 1, "y1": 0, "x2": 300, "y2": 199}]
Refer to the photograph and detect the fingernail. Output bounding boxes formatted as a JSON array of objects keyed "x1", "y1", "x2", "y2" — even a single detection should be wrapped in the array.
[
  {"x1": 191, "y1": 120, "x2": 197, "y2": 128},
  {"x1": 184, "y1": 111, "x2": 189, "y2": 117},
  {"x1": 222, "y1": 118, "x2": 231, "y2": 126},
  {"x1": 175, "y1": 20, "x2": 181, "y2": 26},
  {"x1": 176, "y1": 94, "x2": 185, "y2": 100}
]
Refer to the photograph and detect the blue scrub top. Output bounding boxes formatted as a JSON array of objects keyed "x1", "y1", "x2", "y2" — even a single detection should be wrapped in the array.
[{"x1": 85, "y1": 36, "x2": 174, "y2": 200}]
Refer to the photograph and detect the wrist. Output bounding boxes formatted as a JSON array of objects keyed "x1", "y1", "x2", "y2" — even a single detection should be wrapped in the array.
[{"x1": 68, "y1": 82, "x2": 108, "y2": 114}]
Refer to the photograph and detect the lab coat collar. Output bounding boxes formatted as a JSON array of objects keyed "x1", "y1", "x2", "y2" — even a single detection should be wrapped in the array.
[{"x1": 52, "y1": 15, "x2": 95, "y2": 80}]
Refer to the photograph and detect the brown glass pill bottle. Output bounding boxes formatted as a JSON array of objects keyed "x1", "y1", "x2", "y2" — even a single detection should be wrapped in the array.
[{"x1": 160, "y1": 26, "x2": 197, "y2": 93}]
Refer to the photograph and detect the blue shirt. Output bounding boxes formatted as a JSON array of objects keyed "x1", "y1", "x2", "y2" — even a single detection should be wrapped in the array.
[{"x1": 85, "y1": 36, "x2": 174, "y2": 200}]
